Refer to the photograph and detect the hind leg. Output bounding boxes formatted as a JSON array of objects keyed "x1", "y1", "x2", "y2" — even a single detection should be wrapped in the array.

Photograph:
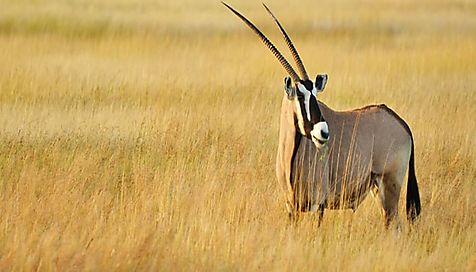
[
  {"x1": 315, "y1": 204, "x2": 324, "y2": 227},
  {"x1": 373, "y1": 172, "x2": 404, "y2": 229}
]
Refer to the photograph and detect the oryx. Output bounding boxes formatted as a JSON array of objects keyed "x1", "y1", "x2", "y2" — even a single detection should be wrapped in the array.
[{"x1": 223, "y1": 3, "x2": 421, "y2": 227}]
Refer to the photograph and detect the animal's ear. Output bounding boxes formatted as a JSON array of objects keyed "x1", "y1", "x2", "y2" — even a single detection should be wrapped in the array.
[
  {"x1": 315, "y1": 74, "x2": 328, "y2": 92},
  {"x1": 284, "y1": 76, "x2": 295, "y2": 99}
]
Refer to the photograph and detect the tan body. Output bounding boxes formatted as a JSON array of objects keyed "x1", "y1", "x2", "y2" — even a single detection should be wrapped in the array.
[{"x1": 277, "y1": 98, "x2": 419, "y2": 225}]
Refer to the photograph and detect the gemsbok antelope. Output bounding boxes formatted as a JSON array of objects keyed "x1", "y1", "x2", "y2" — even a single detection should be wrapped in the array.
[{"x1": 223, "y1": 2, "x2": 421, "y2": 227}]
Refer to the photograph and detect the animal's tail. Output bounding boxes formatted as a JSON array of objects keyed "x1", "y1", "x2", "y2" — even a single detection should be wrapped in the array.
[{"x1": 406, "y1": 139, "x2": 421, "y2": 221}]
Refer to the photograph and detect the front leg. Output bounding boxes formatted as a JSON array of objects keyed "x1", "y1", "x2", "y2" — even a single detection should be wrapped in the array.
[{"x1": 317, "y1": 204, "x2": 325, "y2": 227}]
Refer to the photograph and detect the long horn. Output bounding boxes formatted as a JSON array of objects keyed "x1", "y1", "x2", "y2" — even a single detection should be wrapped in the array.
[
  {"x1": 262, "y1": 3, "x2": 309, "y2": 80},
  {"x1": 222, "y1": 2, "x2": 301, "y2": 83}
]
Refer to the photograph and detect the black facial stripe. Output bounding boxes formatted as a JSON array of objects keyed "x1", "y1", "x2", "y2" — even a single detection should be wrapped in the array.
[
  {"x1": 309, "y1": 95, "x2": 324, "y2": 122},
  {"x1": 297, "y1": 93, "x2": 325, "y2": 138}
]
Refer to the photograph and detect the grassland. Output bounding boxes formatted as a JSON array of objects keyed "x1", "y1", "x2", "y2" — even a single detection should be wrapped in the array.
[{"x1": 1, "y1": 0, "x2": 476, "y2": 270}]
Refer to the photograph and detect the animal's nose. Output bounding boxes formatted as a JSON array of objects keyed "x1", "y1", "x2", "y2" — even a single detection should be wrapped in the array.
[
  {"x1": 311, "y1": 121, "x2": 329, "y2": 146},
  {"x1": 321, "y1": 129, "x2": 329, "y2": 140}
]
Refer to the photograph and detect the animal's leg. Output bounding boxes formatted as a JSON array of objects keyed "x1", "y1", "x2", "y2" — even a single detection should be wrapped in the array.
[
  {"x1": 308, "y1": 204, "x2": 324, "y2": 227},
  {"x1": 317, "y1": 204, "x2": 324, "y2": 227},
  {"x1": 370, "y1": 172, "x2": 380, "y2": 197},
  {"x1": 370, "y1": 173, "x2": 385, "y2": 215},
  {"x1": 286, "y1": 198, "x2": 297, "y2": 222},
  {"x1": 373, "y1": 172, "x2": 403, "y2": 229}
]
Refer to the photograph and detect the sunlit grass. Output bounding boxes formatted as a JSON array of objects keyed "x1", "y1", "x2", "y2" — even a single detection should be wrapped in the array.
[{"x1": 0, "y1": 0, "x2": 475, "y2": 270}]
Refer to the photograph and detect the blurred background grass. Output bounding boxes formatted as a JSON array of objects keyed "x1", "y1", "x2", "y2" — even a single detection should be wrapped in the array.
[{"x1": 0, "y1": 0, "x2": 475, "y2": 270}]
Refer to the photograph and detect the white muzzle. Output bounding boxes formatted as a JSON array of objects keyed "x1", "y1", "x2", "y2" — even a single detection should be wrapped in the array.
[{"x1": 310, "y1": 121, "x2": 329, "y2": 148}]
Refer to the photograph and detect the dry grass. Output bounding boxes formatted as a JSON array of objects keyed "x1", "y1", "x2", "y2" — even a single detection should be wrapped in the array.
[{"x1": 1, "y1": 0, "x2": 476, "y2": 270}]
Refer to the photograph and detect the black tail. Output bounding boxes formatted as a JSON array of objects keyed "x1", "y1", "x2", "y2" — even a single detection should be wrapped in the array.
[{"x1": 406, "y1": 140, "x2": 421, "y2": 222}]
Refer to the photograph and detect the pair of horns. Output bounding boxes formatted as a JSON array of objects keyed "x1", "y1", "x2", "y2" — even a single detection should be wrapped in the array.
[{"x1": 222, "y1": 2, "x2": 309, "y2": 83}]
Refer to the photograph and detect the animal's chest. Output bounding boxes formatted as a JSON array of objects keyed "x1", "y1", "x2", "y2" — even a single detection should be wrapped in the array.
[{"x1": 291, "y1": 137, "x2": 374, "y2": 210}]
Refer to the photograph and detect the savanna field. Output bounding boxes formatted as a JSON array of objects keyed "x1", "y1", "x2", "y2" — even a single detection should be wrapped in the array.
[{"x1": 0, "y1": 0, "x2": 475, "y2": 270}]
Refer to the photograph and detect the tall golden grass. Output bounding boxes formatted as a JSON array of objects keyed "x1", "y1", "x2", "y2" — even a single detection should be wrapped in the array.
[{"x1": 0, "y1": 0, "x2": 475, "y2": 270}]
